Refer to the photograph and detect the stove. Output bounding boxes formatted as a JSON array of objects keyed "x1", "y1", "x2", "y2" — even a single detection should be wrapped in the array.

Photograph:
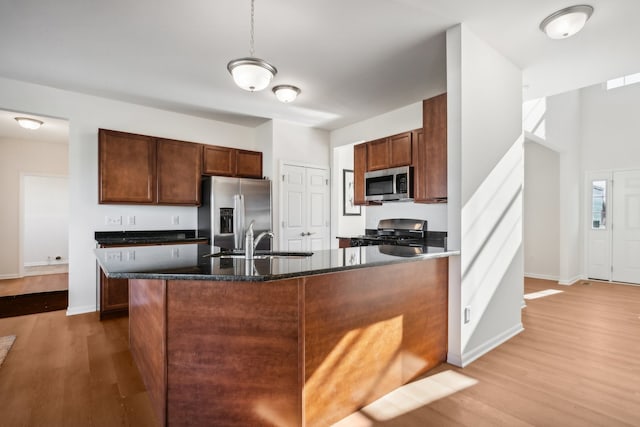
[{"x1": 349, "y1": 219, "x2": 442, "y2": 248}]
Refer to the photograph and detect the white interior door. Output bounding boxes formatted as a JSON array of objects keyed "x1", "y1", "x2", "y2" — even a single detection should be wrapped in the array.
[
  {"x1": 586, "y1": 172, "x2": 611, "y2": 280},
  {"x1": 281, "y1": 163, "x2": 330, "y2": 251},
  {"x1": 612, "y1": 170, "x2": 640, "y2": 284}
]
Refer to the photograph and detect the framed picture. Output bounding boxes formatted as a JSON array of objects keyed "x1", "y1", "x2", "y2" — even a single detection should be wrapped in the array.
[{"x1": 343, "y1": 169, "x2": 361, "y2": 216}]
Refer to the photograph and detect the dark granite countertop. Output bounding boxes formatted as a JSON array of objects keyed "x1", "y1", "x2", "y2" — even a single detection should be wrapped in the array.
[
  {"x1": 94, "y1": 243, "x2": 460, "y2": 282},
  {"x1": 95, "y1": 230, "x2": 208, "y2": 246}
]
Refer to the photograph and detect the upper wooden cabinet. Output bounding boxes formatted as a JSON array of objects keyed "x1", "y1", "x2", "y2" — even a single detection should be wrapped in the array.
[
  {"x1": 203, "y1": 145, "x2": 235, "y2": 176},
  {"x1": 389, "y1": 132, "x2": 412, "y2": 167},
  {"x1": 366, "y1": 138, "x2": 390, "y2": 171},
  {"x1": 353, "y1": 143, "x2": 367, "y2": 205},
  {"x1": 366, "y1": 131, "x2": 413, "y2": 171},
  {"x1": 236, "y1": 149, "x2": 263, "y2": 178},
  {"x1": 99, "y1": 129, "x2": 204, "y2": 206},
  {"x1": 415, "y1": 93, "x2": 447, "y2": 203},
  {"x1": 203, "y1": 145, "x2": 263, "y2": 178},
  {"x1": 157, "y1": 138, "x2": 202, "y2": 205},
  {"x1": 99, "y1": 129, "x2": 157, "y2": 204}
]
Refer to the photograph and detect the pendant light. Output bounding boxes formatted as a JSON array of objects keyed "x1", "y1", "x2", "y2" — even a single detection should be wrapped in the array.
[
  {"x1": 540, "y1": 5, "x2": 594, "y2": 39},
  {"x1": 227, "y1": 0, "x2": 277, "y2": 91},
  {"x1": 273, "y1": 85, "x2": 301, "y2": 103}
]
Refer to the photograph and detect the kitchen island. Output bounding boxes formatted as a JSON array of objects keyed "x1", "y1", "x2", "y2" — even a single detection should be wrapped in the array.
[{"x1": 95, "y1": 243, "x2": 458, "y2": 427}]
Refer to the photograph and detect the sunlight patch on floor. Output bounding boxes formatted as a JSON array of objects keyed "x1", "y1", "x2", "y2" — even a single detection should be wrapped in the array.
[
  {"x1": 524, "y1": 289, "x2": 564, "y2": 300},
  {"x1": 332, "y1": 370, "x2": 478, "y2": 426}
]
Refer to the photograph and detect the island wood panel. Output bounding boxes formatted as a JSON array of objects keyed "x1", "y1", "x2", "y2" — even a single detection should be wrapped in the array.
[
  {"x1": 129, "y1": 279, "x2": 167, "y2": 427},
  {"x1": 165, "y1": 278, "x2": 302, "y2": 427},
  {"x1": 302, "y1": 257, "x2": 448, "y2": 427}
]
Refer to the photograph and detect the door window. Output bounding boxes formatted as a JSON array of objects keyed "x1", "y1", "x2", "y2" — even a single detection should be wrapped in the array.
[{"x1": 591, "y1": 180, "x2": 607, "y2": 230}]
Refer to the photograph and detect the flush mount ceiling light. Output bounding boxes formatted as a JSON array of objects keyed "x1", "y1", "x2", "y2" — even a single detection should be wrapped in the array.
[
  {"x1": 273, "y1": 85, "x2": 301, "y2": 103},
  {"x1": 540, "y1": 5, "x2": 594, "y2": 39},
  {"x1": 227, "y1": 0, "x2": 277, "y2": 91},
  {"x1": 14, "y1": 117, "x2": 44, "y2": 130}
]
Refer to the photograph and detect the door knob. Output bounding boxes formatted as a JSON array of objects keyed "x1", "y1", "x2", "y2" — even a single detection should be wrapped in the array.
[{"x1": 300, "y1": 232, "x2": 306, "y2": 237}]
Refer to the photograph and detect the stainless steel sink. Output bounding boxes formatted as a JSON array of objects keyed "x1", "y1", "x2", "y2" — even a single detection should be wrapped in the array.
[{"x1": 205, "y1": 251, "x2": 313, "y2": 259}]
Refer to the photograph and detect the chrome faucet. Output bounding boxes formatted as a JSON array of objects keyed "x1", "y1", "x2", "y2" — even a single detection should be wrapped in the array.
[{"x1": 244, "y1": 220, "x2": 275, "y2": 260}]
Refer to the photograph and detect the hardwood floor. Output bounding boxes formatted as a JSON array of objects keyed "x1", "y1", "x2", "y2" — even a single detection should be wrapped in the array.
[
  {"x1": 0, "y1": 311, "x2": 156, "y2": 426},
  {"x1": 0, "y1": 278, "x2": 638, "y2": 426},
  {"x1": 335, "y1": 278, "x2": 640, "y2": 426}
]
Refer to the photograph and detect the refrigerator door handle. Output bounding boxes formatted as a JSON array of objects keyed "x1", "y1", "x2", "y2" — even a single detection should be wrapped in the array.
[{"x1": 233, "y1": 194, "x2": 245, "y2": 250}]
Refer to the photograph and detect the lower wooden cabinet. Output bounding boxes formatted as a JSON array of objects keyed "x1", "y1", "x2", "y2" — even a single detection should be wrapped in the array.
[{"x1": 100, "y1": 271, "x2": 129, "y2": 319}]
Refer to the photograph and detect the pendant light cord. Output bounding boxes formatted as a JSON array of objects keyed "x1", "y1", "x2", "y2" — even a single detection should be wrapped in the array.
[{"x1": 249, "y1": 0, "x2": 255, "y2": 57}]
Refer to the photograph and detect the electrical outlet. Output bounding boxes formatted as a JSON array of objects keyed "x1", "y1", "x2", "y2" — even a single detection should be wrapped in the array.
[
  {"x1": 127, "y1": 215, "x2": 136, "y2": 226},
  {"x1": 171, "y1": 247, "x2": 179, "y2": 258},
  {"x1": 105, "y1": 215, "x2": 122, "y2": 226},
  {"x1": 171, "y1": 215, "x2": 179, "y2": 225},
  {"x1": 106, "y1": 251, "x2": 122, "y2": 261},
  {"x1": 126, "y1": 250, "x2": 135, "y2": 261},
  {"x1": 464, "y1": 306, "x2": 471, "y2": 324}
]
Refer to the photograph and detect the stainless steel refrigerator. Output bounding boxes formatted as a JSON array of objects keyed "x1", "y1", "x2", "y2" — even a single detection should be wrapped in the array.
[{"x1": 198, "y1": 176, "x2": 272, "y2": 251}]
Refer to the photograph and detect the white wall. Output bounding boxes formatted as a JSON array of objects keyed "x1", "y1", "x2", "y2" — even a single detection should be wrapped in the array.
[
  {"x1": 334, "y1": 143, "x2": 366, "y2": 237},
  {"x1": 447, "y1": 24, "x2": 524, "y2": 367},
  {"x1": 23, "y1": 175, "x2": 69, "y2": 266},
  {"x1": 523, "y1": 141, "x2": 559, "y2": 280},
  {"x1": 262, "y1": 119, "x2": 331, "y2": 249},
  {"x1": 581, "y1": 82, "x2": 640, "y2": 171},
  {"x1": 0, "y1": 138, "x2": 68, "y2": 278},
  {"x1": 0, "y1": 76, "x2": 255, "y2": 314},
  {"x1": 547, "y1": 91, "x2": 583, "y2": 285}
]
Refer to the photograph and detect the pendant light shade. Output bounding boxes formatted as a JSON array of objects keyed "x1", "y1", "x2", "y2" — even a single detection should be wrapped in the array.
[
  {"x1": 273, "y1": 85, "x2": 300, "y2": 103},
  {"x1": 15, "y1": 117, "x2": 43, "y2": 130},
  {"x1": 228, "y1": 0, "x2": 277, "y2": 92},
  {"x1": 227, "y1": 57, "x2": 277, "y2": 92},
  {"x1": 540, "y1": 5, "x2": 594, "y2": 39}
]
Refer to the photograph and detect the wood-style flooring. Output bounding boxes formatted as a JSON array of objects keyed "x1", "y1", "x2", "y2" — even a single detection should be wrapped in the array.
[
  {"x1": 0, "y1": 278, "x2": 638, "y2": 426},
  {"x1": 0, "y1": 273, "x2": 68, "y2": 297}
]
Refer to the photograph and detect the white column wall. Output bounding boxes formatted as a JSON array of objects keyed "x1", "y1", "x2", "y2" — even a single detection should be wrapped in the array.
[
  {"x1": 523, "y1": 141, "x2": 560, "y2": 280},
  {"x1": 447, "y1": 24, "x2": 524, "y2": 367},
  {"x1": 0, "y1": 77, "x2": 255, "y2": 314},
  {"x1": 546, "y1": 91, "x2": 583, "y2": 285}
]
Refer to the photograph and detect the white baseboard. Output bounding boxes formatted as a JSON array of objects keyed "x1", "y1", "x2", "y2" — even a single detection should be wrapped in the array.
[
  {"x1": 558, "y1": 274, "x2": 585, "y2": 286},
  {"x1": 24, "y1": 260, "x2": 68, "y2": 267},
  {"x1": 459, "y1": 323, "x2": 524, "y2": 367},
  {"x1": 66, "y1": 305, "x2": 97, "y2": 316},
  {"x1": 524, "y1": 272, "x2": 559, "y2": 282},
  {"x1": 447, "y1": 352, "x2": 463, "y2": 367},
  {"x1": 0, "y1": 273, "x2": 20, "y2": 280}
]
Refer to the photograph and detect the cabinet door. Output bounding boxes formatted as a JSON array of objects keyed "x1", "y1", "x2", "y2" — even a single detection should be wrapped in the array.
[
  {"x1": 157, "y1": 138, "x2": 202, "y2": 205},
  {"x1": 100, "y1": 271, "x2": 129, "y2": 318},
  {"x1": 366, "y1": 138, "x2": 389, "y2": 171},
  {"x1": 203, "y1": 145, "x2": 236, "y2": 176},
  {"x1": 236, "y1": 149, "x2": 263, "y2": 178},
  {"x1": 389, "y1": 132, "x2": 412, "y2": 167},
  {"x1": 423, "y1": 93, "x2": 447, "y2": 202},
  {"x1": 99, "y1": 129, "x2": 156, "y2": 204},
  {"x1": 353, "y1": 143, "x2": 367, "y2": 205}
]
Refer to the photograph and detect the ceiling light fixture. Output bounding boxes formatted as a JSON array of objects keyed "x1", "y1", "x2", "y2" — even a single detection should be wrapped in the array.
[
  {"x1": 227, "y1": 0, "x2": 277, "y2": 91},
  {"x1": 273, "y1": 85, "x2": 301, "y2": 103},
  {"x1": 14, "y1": 117, "x2": 44, "y2": 130},
  {"x1": 540, "y1": 5, "x2": 594, "y2": 39}
]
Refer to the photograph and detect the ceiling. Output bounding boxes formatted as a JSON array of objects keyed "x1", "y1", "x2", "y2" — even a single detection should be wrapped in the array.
[{"x1": 0, "y1": 0, "x2": 639, "y2": 134}]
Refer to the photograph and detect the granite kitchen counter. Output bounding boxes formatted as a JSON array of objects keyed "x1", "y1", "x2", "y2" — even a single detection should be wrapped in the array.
[{"x1": 94, "y1": 243, "x2": 459, "y2": 282}]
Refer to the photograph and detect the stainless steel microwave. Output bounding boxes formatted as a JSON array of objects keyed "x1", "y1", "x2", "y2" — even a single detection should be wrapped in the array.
[{"x1": 364, "y1": 166, "x2": 414, "y2": 202}]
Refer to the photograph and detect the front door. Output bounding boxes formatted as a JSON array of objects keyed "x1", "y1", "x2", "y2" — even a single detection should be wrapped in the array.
[{"x1": 612, "y1": 170, "x2": 640, "y2": 284}]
